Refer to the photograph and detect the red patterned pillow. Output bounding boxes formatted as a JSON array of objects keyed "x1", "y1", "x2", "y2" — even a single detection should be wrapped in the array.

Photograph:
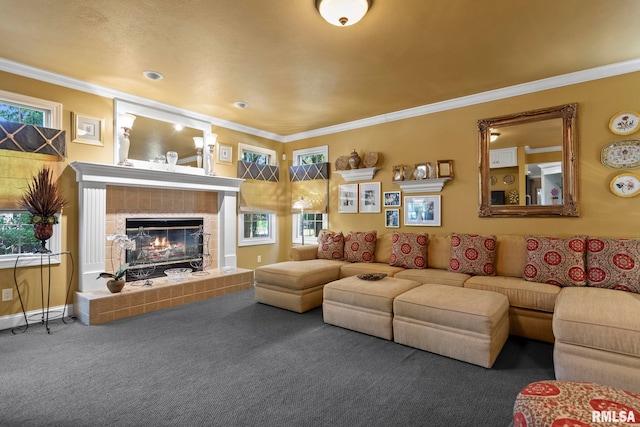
[
  {"x1": 343, "y1": 231, "x2": 377, "y2": 263},
  {"x1": 390, "y1": 233, "x2": 428, "y2": 269},
  {"x1": 317, "y1": 231, "x2": 345, "y2": 260},
  {"x1": 586, "y1": 237, "x2": 640, "y2": 293},
  {"x1": 524, "y1": 236, "x2": 586, "y2": 287},
  {"x1": 448, "y1": 234, "x2": 496, "y2": 276}
]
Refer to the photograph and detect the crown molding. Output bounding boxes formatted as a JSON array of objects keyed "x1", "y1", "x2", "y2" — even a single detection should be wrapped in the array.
[
  {"x1": 282, "y1": 58, "x2": 640, "y2": 142},
  {"x1": 2, "y1": 56, "x2": 640, "y2": 144},
  {"x1": 0, "y1": 58, "x2": 285, "y2": 142}
]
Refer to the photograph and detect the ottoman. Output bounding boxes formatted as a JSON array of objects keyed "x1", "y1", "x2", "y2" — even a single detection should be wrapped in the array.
[
  {"x1": 254, "y1": 259, "x2": 346, "y2": 313},
  {"x1": 393, "y1": 284, "x2": 509, "y2": 368},
  {"x1": 323, "y1": 276, "x2": 421, "y2": 340},
  {"x1": 513, "y1": 380, "x2": 640, "y2": 426},
  {"x1": 553, "y1": 287, "x2": 640, "y2": 394}
]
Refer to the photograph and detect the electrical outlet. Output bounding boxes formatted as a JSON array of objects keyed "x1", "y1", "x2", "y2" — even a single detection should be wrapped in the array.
[
  {"x1": 257, "y1": 255, "x2": 262, "y2": 263},
  {"x1": 2, "y1": 288, "x2": 12, "y2": 302}
]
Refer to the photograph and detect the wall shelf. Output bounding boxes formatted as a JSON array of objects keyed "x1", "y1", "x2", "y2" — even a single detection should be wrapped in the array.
[
  {"x1": 334, "y1": 167, "x2": 380, "y2": 182},
  {"x1": 393, "y1": 178, "x2": 451, "y2": 193}
]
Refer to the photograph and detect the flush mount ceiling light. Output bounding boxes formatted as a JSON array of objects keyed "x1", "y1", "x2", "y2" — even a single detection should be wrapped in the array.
[
  {"x1": 316, "y1": 0, "x2": 370, "y2": 26},
  {"x1": 233, "y1": 101, "x2": 248, "y2": 109},
  {"x1": 142, "y1": 70, "x2": 164, "y2": 81}
]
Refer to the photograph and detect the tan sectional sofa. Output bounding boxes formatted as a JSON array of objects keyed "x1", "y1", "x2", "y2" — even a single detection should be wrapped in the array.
[{"x1": 254, "y1": 233, "x2": 640, "y2": 390}]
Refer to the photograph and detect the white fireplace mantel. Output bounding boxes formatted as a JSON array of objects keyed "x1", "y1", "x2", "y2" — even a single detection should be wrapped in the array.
[{"x1": 70, "y1": 161, "x2": 243, "y2": 292}]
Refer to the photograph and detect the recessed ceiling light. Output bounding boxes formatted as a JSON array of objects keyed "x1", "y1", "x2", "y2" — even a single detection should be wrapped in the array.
[
  {"x1": 233, "y1": 101, "x2": 248, "y2": 109},
  {"x1": 143, "y1": 70, "x2": 164, "y2": 81},
  {"x1": 173, "y1": 124, "x2": 184, "y2": 131}
]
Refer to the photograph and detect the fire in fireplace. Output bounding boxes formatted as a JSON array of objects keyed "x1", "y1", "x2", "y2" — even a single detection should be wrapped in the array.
[{"x1": 125, "y1": 217, "x2": 205, "y2": 281}]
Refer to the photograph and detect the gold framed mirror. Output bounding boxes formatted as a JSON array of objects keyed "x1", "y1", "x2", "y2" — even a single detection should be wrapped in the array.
[{"x1": 478, "y1": 103, "x2": 578, "y2": 217}]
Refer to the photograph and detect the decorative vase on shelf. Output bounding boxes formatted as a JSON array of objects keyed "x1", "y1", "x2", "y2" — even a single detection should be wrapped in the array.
[
  {"x1": 106, "y1": 279, "x2": 125, "y2": 293},
  {"x1": 166, "y1": 151, "x2": 178, "y2": 172},
  {"x1": 348, "y1": 149, "x2": 361, "y2": 169}
]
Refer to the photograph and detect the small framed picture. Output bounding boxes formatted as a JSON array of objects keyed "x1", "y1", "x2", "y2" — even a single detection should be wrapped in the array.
[
  {"x1": 414, "y1": 164, "x2": 428, "y2": 180},
  {"x1": 359, "y1": 182, "x2": 381, "y2": 213},
  {"x1": 71, "y1": 112, "x2": 104, "y2": 146},
  {"x1": 339, "y1": 184, "x2": 358, "y2": 213},
  {"x1": 437, "y1": 160, "x2": 454, "y2": 179},
  {"x1": 383, "y1": 191, "x2": 401, "y2": 207},
  {"x1": 404, "y1": 195, "x2": 441, "y2": 226},
  {"x1": 385, "y1": 209, "x2": 400, "y2": 228},
  {"x1": 218, "y1": 144, "x2": 233, "y2": 164},
  {"x1": 392, "y1": 165, "x2": 404, "y2": 182}
]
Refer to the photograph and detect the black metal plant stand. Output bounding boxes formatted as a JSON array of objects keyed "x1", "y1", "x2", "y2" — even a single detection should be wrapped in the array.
[{"x1": 12, "y1": 251, "x2": 75, "y2": 334}]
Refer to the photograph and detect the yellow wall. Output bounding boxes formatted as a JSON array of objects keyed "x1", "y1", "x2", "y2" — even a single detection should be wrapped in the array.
[
  {"x1": 2, "y1": 68, "x2": 640, "y2": 320},
  {"x1": 282, "y1": 71, "x2": 640, "y2": 242}
]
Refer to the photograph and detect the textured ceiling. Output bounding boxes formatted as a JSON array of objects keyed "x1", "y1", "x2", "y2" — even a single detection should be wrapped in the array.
[{"x1": 2, "y1": 0, "x2": 640, "y2": 136}]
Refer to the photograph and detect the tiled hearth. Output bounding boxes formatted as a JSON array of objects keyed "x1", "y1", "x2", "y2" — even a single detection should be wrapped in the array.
[{"x1": 74, "y1": 268, "x2": 254, "y2": 325}]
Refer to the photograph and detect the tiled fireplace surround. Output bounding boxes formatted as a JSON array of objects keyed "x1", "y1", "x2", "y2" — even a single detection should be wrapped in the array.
[{"x1": 70, "y1": 162, "x2": 253, "y2": 325}]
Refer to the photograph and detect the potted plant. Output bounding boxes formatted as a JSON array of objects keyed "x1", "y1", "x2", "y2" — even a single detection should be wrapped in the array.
[
  {"x1": 551, "y1": 187, "x2": 560, "y2": 204},
  {"x1": 97, "y1": 263, "x2": 129, "y2": 293},
  {"x1": 97, "y1": 234, "x2": 134, "y2": 293},
  {"x1": 18, "y1": 166, "x2": 69, "y2": 253}
]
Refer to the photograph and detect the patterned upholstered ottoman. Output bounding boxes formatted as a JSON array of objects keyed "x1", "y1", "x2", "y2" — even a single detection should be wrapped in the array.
[{"x1": 513, "y1": 380, "x2": 640, "y2": 426}]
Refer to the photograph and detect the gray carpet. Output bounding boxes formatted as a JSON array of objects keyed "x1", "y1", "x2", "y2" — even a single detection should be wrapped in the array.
[{"x1": 0, "y1": 289, "x2": 554, "y2": 426}]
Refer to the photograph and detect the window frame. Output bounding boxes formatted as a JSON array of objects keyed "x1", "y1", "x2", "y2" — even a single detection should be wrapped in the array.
[
  {"x1": 237, "y1": 144, "x2": 278, "y2": 247},
  {"x1": 0, "y1": 90, "x2": 64, "y2": 268},
  {"x1": 291, "y1": 146, "x2": 329, "y2": 245}
]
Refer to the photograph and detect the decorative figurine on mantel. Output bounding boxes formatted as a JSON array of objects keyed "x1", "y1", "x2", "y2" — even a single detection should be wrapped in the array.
[{"x1": 348, "y1": 149, "x2": 361, "y2": 169}]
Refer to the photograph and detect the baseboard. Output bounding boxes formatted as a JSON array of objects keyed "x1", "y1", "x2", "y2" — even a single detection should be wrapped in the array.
[{"x1": 0, "y1": 304, "x2": 74, "y2": 331}]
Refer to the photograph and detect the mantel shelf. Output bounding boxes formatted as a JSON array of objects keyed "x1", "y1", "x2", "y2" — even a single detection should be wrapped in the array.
[
  {"x1": 393, "y1": 178, "x2": 451, "y2": 193},
  {"x1": 334, "y1": 167, "x2": 380, "y2": 182}
]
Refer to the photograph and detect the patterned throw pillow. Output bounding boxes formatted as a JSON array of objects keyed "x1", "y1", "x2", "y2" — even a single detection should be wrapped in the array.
[
  {"x1": 586, "y1": 237, "x2": 640, "y2": 293},
  {"x1": 317, "y1": 231, "x2": 345, "y2": 260},
  {"x1": 523, "y1": 236, "x2": 586, "y2": 287},
  {"x1": 448, "y1": 234, "x2": 496, "y2": 276},
  {"x1": 343, "y1": 231, "x2": 377, "y2": 263},
  {"x1": 390, "y1": 233, "x2": 428, "y2": 269}
]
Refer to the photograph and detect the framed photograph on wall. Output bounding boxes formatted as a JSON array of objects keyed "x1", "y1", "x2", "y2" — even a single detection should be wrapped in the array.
[
  {"x1": 359, "y1": 182, "x2": 381, "y2": 213},
  {"x1": 71, "y1": 112, "x2": 104, "y2": 146},
  {"x1": 339, "y1": 184, "x2": 358, "y2": 213},
  {"x1": 218, "y1": 144, "x2": 233, "y2": 164},
  {"x1": 404, "y1": 195, "x2": 441, "y2": 226},
  {"x1": 385, "y1": 209, "x2": 400, "y2": 228},
  {"x1": 383, "y1": 191, "x2": 401, "y2": 207}
]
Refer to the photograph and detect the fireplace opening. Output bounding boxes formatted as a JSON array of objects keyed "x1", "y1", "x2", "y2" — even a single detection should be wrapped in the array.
[{"x1": 125, "y1": 217, "x2": 205, "y2": 281}]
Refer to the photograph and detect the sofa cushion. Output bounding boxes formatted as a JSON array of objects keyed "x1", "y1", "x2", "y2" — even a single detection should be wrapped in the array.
[
  {"x1": 317, "y1": 231, "x2": 345, "y2": 260},
  {"x1": 394, "y1": 268, "x2": 469, "y2": 287},
  {"x1": 339, "y1": 262, "x2": 405, "y2": 278},
  {"x1": 448, "y1": 233, "x2": 496, "y2": 276},
  {"x1": 586, "y1": 237, "x2": 640, "y2": 293},
  {"x1": 255, "y1": 259, "x2": 346, "y2": 290},
  {"x1": 374, "y1": 233, "x2": 393, "y2": 264},
  {"x1": 524, "y1": 235, "x2": 587, "y2": 287},
  {"x1": 464, "y1": 275, "x2": 560, "y2": 313},
  {"x1": 495, "y1": 234, "x2": 526, "y2": 278},
  {"x1": 427, "y1": 234, "x2": 451, "y2": 270},
  {"x1": 390, "y1": 232, "x2": 428, "y2": 269},
  {"x1": 344, "y1": 231, "x2": 377, "y2": 263}
]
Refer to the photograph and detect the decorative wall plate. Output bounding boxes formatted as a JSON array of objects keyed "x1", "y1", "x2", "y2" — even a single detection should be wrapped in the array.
[
  {"x1": 601, "y1": 140, "x2": 640, "y2": 169},
  {"x1": 503, "y1": 174, "x2": 515, "y2": 185},
  {"x1": 610, "y1": 173, "x2": 640, "y2": 197},
  {"x1": 609, "y1": 111, "x2": 640, "y2": 135},
  {"x1": 490, "y1": 175, "x2": 497, "y2": 186},
  {"x1": 362, "y1": 152, "x2": 379, "y2": 168},
  {"x1": 335, "y1": 156, "x2": 348, "y2": 171}
]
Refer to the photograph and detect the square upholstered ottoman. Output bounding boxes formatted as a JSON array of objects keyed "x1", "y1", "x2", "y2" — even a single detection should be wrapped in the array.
[
  {"x1": 255, "y1": 259, "x2": 346, "y2": 313},
  {"x1": 323, "y1": 276, "x2": 421, "y2": 340},
  {"x1": 393, "y1": 284, "x2": 509, "y2": 368}
]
